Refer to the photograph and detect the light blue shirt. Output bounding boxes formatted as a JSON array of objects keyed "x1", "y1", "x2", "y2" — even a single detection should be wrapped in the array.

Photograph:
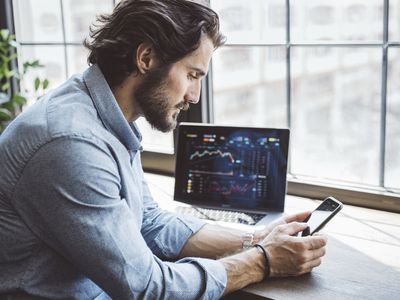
[{"x1": 0, "y1": 65, "x2": 227, "y2": 299}]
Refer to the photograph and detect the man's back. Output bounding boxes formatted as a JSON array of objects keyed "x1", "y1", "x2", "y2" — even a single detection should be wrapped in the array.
[{"x1": 0, "y1": 73, "x2": 113, "y2": 298}]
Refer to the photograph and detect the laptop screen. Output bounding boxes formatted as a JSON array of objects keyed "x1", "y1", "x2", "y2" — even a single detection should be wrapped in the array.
[{"x1": 174, "y1": 123, "x2": 289, "y2": 212}]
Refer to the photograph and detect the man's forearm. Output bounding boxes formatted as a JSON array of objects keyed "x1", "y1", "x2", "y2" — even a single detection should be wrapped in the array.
[
  {"x1": 219, "y1": 247, "x2": 265, "y2": 295},
  {"x1": 178, "y1": 223, "x2": 263, "y2": 259},
  {"x1": 178, "y1": 215, "x2": 328, "y2": 297}
]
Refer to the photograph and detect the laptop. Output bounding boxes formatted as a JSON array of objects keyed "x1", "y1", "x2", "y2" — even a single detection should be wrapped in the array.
[{"x1": 173, "y1": 123, "x2": 289, "y2": 227}]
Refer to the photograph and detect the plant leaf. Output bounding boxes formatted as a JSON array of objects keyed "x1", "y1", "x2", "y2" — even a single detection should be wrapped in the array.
[
  {"x1": 0, "y1": 53, "x2": 10, "y2": 63},
  {"x1": 12, "y1": 94, "x2": 27, "y2": 106},
  {"x1": 2, "y1": 101, "x2": 14, "y2": 111},
  {"x1": 0, "y1": 108, "x2": 12, "y2": 121},
  {"x1": 4, "y1": 68, "x2": 15, "y2": 79},
  {"x1": 23, "y1": 60, "x2": 44, "y2": 74},
  {"x1": 1, "y1": 82, "x2": 10, "y2": 92},
  {"x1": 42, "y1": 79, "x2": 49, "y2": 90},
  {"x1": 34, "y1": 77, "x2": 40, "y2": 91},
  {"x1": 0, "y1": 29, "x2": 10, "y2": 41}
]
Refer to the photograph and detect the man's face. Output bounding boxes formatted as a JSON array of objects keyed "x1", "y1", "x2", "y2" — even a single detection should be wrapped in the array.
[{"x1": 135, "y1": 37, "x2": 214, "y2": 132}]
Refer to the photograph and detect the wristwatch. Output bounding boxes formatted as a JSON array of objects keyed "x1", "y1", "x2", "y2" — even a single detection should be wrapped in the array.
[{"x1": 242, "y1": 232, "x2": 254, "y2": 250}]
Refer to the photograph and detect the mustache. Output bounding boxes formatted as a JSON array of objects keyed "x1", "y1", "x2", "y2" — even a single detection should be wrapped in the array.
[{"x1": 175, "y1": 101, "x2": 190, "y2": 111}]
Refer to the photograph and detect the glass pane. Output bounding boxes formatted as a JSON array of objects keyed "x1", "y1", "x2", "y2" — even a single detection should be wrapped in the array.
[
  {"x1": 63, "y1": 0, "x2": 114, "y2": 43},
  {"x1": 389, "y1": 0, "x2": 400, "y2": 42},
  {"x1": 13, "y1": 0, "x2": 63, "y2": 43},
  {"x1": 212, "y1": 46, "x2": 287, "y2": 127},
  {"x1": 20, "y1": 46, "x2": 66, "y2": 103},
  {"x1": 385, "y1": 47, "x2": 400, "y2": 190},
  {"x1": 210, "y1": 0, "x2": 286, "y2": 44},
  {"x1": 290, "y1": 0, "x2": 383, "y2": 42},
  {"x1": 67, "y1": 46, "x2": 89, "y2": 76},
  {"x1": 135, "y1": 119, "x2": 174, "y2": 153},
  {"x1": 291, "y1": 47, "x2": 382, "y2": 186}
]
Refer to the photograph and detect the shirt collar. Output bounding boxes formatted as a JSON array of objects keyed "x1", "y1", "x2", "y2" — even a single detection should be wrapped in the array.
[{"x1": 83, "y1": 64, "x2": 143, "y2": 152}]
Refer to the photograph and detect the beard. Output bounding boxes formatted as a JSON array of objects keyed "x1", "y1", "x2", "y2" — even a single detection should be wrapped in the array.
[{"x1": 135, "y1": 65, "x2": 188, "y2": 133}]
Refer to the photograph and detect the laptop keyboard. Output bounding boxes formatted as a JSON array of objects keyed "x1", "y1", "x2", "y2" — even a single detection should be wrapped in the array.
[{"x1": 176, "y1": 206, "x2": 266, "y2": 225}]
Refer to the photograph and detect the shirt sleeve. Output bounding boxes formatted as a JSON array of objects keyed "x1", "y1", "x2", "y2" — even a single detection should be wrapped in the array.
[
  {"x1": 139, "y1": 169, "x2": 208, "y2": 260},
  {"x1": 11, "y1": 135, "x2": 227, "y2": 300}
]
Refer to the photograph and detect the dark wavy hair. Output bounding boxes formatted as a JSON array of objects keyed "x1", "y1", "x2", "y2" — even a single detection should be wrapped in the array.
[{"x1": 83, "y1": 0, "x2": 225, "y2": 87}]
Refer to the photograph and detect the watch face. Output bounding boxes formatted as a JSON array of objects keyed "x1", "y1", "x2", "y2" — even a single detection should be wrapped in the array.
[{"x1": 243, "y1": 232, "x2": 254, "y2": 249}]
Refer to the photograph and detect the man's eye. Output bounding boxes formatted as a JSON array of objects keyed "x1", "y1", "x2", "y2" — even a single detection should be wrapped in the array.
[{"x1": 188, "y1": 74, "x2": 197, "y2": 80}]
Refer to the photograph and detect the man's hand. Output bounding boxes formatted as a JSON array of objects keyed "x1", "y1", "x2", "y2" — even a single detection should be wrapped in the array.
[
  {"x1": 260, "y1": 221, "x2": 327, "y2": 277},
  {"x1": 254, "y1": 211, "x2": 312, "y2": 243}
]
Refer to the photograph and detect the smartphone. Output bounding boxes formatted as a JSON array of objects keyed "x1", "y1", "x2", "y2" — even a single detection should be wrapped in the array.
[{"x1": 301, "y1": 196, "x2": 343, "y2": 236}]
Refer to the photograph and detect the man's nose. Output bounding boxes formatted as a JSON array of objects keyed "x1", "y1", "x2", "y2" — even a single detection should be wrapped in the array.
[{"x1": 184, "y1": 82, "x2": 201, "y2": 104}]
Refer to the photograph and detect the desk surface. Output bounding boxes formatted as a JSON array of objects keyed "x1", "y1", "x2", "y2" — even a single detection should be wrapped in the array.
[{"x1": 144, "y1": 173, "x2": 400, "y2": 300}]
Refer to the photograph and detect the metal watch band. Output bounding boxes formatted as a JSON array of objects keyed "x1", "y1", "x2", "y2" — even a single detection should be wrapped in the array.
[{"x1": 242, "y1": 232, "x2": 254, "y2": 250}]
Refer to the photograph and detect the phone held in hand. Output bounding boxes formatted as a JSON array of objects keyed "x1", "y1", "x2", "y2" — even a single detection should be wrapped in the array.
[{"x1": 301, "y1": 196, "x2": 343, "y2": 236}]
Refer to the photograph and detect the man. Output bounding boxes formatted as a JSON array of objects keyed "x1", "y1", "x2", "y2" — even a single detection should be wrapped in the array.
[{"x1": 0, "y1": 0, "x2": 327, "y2": 299}]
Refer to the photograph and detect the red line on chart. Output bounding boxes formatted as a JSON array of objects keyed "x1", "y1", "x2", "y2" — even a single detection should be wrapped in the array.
[{"x1": 189, "y1": 150, "x2": 235, "y2": 163}]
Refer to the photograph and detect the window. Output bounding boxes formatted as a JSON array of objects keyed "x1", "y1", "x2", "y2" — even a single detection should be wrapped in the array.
[
  {"x1": 211, "y1": 0, "x2": 400, "y2": 208},
  {"x1": 12, "y1": 0, "x2": 174, "y2": 153},
  {"x1": 6, "y1": 0, "x2": 400, "y2": 210}
]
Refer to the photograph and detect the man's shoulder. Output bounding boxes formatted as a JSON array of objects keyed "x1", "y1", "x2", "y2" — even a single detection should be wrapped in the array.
[
  {"x1": 46, "y1": 75, "x2": 104, "y2": 137},
  {"x1": 1, "y1": 74, "x2": 120, "y2": 162}
]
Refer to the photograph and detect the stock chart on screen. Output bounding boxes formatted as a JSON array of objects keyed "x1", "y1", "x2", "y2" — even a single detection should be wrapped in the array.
[{"x1": 175, "y1": 125, "x2": 289, "y2": 210}]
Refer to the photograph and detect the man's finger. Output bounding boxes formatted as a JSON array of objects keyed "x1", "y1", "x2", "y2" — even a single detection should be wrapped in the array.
[
  {"x1": 306, "y1": 247, "x2": 326, "y2": 261},
  {"x1": 279, "y1": 222, "x2": 308, "y2": 235},
  {"x1": 300, "y1": 258, "x2": 323, "y2": 274},
  {"x1": 283, "y1": 211, "x2": 311, "y2": 223},
  {"x1": 303, "y1": 235, "x2": 328, "y2": 250}
]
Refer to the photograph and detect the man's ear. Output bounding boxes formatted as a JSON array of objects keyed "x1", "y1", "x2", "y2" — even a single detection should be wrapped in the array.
[{"x1": 136, "y1": 42, "x2": 157, "y2": 74}]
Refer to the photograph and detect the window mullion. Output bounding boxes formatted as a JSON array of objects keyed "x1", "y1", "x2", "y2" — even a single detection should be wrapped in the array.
[
  {"x1": 59, "y1": 0, "x2": 69, "y2": 79},
  {"x1": 379, "y1": 0, "x2": 390, "y2": 187}
]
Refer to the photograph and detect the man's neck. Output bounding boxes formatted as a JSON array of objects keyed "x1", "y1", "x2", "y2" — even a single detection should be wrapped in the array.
[{"x1": 112, "y1": 74, "x2": 142, "y2": 123}]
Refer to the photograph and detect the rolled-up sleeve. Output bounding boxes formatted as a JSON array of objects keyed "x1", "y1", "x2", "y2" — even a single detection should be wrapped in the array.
[
  {"x1": 12, "y1": 136, "x2": 227, "y2": 299},
  {"x1": 140, "y1": 177, "x2": 207, "y2": 259}
]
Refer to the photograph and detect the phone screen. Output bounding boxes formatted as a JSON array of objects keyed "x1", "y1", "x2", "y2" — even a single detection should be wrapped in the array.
[{"x1": 302, "y1": 197, "x2": 342, "y2": 236}]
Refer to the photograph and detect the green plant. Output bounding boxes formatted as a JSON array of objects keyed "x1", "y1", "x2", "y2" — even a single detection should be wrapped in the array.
[{"x1": 0, "y1": 29, "x2": 49, "y2": 133}]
